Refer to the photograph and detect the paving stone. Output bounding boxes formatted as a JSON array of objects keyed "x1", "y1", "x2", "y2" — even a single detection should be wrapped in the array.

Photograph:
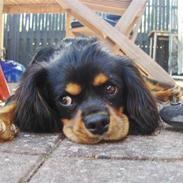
[
  {"x1": 30, "y1": 157, "x2": 183, "y2": 183},
  {"x1": 0, "y1": 132, "x2": 62, "y2": 155},
  {"x1": 53, "y1": 128, "x2": 183, "y2": 160},
  {"x1": 0, "y1": 152, "x2": 41, "y2": 183}
]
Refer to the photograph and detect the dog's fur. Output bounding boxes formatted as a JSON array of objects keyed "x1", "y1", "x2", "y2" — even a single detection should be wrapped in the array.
[{"x1": 0, "y1": 37, "x2": 180, "y2": 144}]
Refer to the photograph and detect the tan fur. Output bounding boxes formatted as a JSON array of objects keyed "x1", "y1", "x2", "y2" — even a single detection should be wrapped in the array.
[
  {"x1": 104, "y1": 106, "x2": 129, "y2": 141},
  {"x1": 0, "y1": 103, "x2": 19, "y2": 142},
  {"x1": 65, "y1": 83, "x2": 82, "y2": 96},
  {"x1": 93, "y1": 73, "x2": 109, "y2": 86},
  {"x1": 145, "y1": 79, "x2": 182, "y2": 102},
  {"x1": 63, "y1": 111, "x2": 101, "y2": 144},
  {"x1": 62, "y1": 106, "x2": 129, "y2": 144}
]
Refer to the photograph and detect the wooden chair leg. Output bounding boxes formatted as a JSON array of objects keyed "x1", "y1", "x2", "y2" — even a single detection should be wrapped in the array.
[
  {"x1": 115, "y1": 0, "x2": 147, "y2": 41},
  {"x1": 65, "y1": 11, "x2": 74, "y2": 37}
]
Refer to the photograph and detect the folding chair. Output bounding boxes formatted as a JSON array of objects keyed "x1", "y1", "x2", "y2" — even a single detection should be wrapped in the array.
[
  {"x1": 2, "y1": 0, "x2": 176, "y2": 88},
  {"x1": 56, "y1": 0, "x2": 175, "y2": 88}
]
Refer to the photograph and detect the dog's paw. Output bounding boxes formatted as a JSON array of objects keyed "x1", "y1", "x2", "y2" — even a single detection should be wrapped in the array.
[{"x1": 0, "y1": 120, "x2": 19, "y2": 142}]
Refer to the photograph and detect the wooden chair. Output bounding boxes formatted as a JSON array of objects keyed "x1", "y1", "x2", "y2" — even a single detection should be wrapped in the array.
[
  {"x1": 2, "y1": 0, "x2": 176, "y2": 88},
  {"x1": 57, "y1": 0, "x2": 175, "y2": 87},
  {"x1": 69, "y1": 2, "x2": 142, "y2": 43}
]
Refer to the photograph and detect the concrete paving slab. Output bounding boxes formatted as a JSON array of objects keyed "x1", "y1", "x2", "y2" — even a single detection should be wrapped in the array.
[
  {"x1": 0, "y1": 132, "x2": 62, "y2": 155},
  {"x1": 52, "y1": 128, "x2": 183, "y2": 160},
  {"x1": 30, "y1": 157, "x2": 183, "y2": 183},
  {"x1": 0, "y1": 152, "x2": 41, "y2": 183}
]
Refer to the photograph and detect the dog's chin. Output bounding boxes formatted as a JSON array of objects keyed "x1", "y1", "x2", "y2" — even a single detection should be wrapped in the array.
[{"x1": 62, "y1": 107, "x2": 129, "y2": 144}]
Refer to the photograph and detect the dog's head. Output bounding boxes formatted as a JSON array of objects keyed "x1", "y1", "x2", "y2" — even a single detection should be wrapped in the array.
[{"x1": 14, "y1": 37, "x2": 159, "y2": 144}]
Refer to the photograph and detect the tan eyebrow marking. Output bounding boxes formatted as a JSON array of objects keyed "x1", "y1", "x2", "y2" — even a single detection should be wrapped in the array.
[
  {"x1": 65, "y1": 83, "x2": 82, "y2": 95},
  {"x1": 93, "y1": 73, "x2": 109, "y2": 86}
]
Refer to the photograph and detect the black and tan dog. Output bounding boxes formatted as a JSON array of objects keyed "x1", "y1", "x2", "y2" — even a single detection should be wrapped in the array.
[{"x1": 0, "y1": 37, "x2": 181, "y2": 144}]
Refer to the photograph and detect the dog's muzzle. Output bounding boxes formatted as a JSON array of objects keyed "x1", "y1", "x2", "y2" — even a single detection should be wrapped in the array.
[{"x1": 62, "y1": 105, "x2": 129, "y2": 144}]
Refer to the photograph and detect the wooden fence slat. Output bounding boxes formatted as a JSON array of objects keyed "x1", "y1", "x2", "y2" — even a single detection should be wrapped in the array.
[
  {"x1": 147, "y1": 2, "x2": 151, "y2": 33},
  {"x1": 4, "y1": 12, "x2": 65, "y2": 65},
  {"x1": 0, "y1": 0, "x2": 4, "y2": 59}
]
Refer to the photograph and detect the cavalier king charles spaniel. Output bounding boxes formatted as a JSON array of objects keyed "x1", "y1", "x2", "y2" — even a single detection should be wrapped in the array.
[{"x1": 0, "y1": 37, "x2": 171, "y2": 144}]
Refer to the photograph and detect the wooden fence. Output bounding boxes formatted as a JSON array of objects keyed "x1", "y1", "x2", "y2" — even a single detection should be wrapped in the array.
[
  {"x1": 137, "y1": 0, "x2": 177, "y2": 52},
  {"x1": 136, "y1": 0, "x2": 178, "y2": 73},
  {"x1": 3, "y1": 0, "x2": 178, "y2": 71},
  {"x1": 4, "y1": 13, "x2": 66, "y2": 66}
]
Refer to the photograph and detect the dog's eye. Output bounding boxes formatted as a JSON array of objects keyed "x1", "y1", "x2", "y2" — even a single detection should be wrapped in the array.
[
  {"x1": 60, "y1": 96, "x2": 73, "y2": 106},
  {"x1": 104, "y1": 84, "x2": 118, "y2": 96}
]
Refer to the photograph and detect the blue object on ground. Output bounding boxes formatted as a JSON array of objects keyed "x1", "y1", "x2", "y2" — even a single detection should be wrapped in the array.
[{"x1": 0, "y1": 60, "x2": 25, "y2": 83}]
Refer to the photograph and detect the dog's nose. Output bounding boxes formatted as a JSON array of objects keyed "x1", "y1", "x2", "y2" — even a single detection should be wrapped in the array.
[{"x1": 84, "y1": 113, "x2": 109, "y2": 135}]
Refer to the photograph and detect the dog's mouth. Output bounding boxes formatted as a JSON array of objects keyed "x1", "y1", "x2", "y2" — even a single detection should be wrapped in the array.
[{"x1": 62, "y1": 106, "x2": 129, "y2": 144}]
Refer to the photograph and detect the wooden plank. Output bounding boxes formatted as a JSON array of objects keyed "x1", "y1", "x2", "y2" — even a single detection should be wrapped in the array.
[
  {"x1": 161, "y1": 1, "x2": 167, "y2": 30},
  {"x1": 11, "y1": 15, "x2": 18, "y2": 60},
  {"x1": 147, "y1": 1, "x2": 151, "y2": 32},
  {"x1": 178, "y1": 0, "x2": 183, "y2": 74},
  {"x1": 65, "y1": 12, "x2": 74, "y2": 37},
  {"x1": 62, "y1": 13, "x2": 66, "y2": 32},
  {"x1": 72, "y1": 1, "x2": 147, "y2": 51},
  {"x1": 154, "y1": 0, "x2": 158, "y2": 29},
  {"x1": 56, "y1": 0, "x2": 175, "y2": 87},
  {"x1": 80, "y1": 0, "x2": 131, "y2": 15},
  {"x1": 3, "y1": 0, "x2": 131, "y2": 15},
  {"x1": 165, "y1": 0, "x2": 169, "y2": 30},
  {"x1": 153, "y1": 32, "x2": 157, "y2": 60},
  {"x1": 159, "y1": 0, "x2": 162, "y2": 30},
  {"x1": 130, "y1": 15, "x2": 142, "y2": 42},
  {"x1": 115, "y1": 0, "x2": 147, "y2": 39},
  {"x1": 3, "y1": 4, "x2": 64, "y2": 14},
  {"x1": 0, "y1": 0, "x2": 4, "y2": 59}
]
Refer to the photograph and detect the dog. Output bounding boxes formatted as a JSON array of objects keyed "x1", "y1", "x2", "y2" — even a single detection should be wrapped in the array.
[{"x1": 0, "y1": 37, "x2": 181, "y2": 144}]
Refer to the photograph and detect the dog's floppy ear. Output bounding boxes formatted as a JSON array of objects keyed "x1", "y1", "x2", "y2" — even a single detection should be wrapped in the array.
[
  {"x1": 14, "y1": 62, "x2": 61, "y2": 132},
  {"x1": 119, "y1": 57, "x2": 160, "y2": 134}
]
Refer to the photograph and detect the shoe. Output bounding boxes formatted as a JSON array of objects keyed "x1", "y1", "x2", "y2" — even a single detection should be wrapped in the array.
[{"x1": 160, "y1": 102, "x2": 183, "y2": 129}]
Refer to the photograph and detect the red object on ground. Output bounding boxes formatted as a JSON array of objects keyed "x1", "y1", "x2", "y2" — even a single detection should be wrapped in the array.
[{"x1": 0, "y1": 66, "x2": 10, "y2": 101}]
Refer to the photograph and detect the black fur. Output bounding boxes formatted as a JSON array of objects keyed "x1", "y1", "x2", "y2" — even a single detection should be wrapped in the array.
[{"x1": 13, "y1": 37, "x2": 159, "y2": 134}]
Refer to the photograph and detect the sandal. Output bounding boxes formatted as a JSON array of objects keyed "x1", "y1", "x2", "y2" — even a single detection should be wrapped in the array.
[{"x1": 160, "y1": 102, "x2": 183, "y2": 129}]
